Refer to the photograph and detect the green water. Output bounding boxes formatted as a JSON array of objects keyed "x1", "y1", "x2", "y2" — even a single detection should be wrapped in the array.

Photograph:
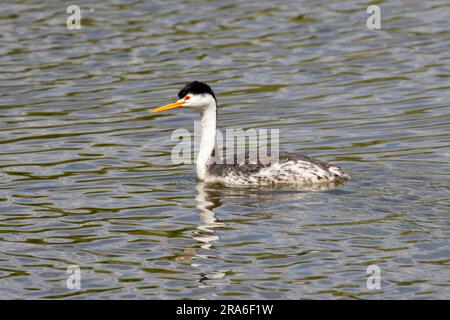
[{"x1": 0, "y1": 0, "x2": 449, "y2": 299}]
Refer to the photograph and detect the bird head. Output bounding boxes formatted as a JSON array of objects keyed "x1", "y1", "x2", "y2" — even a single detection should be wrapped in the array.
[{"x1": 151, "y1": 81, "x2": 216, "y2": 113}]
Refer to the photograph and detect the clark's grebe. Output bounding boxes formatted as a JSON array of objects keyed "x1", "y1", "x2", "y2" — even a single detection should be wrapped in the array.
[{"x1": 152, "y1": 81, "x2": 350, "y2": 187}]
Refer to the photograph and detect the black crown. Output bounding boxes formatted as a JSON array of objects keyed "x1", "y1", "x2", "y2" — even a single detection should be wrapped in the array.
[{"x1": 178, "y1": 81, "x2": 216, "y2": 101}]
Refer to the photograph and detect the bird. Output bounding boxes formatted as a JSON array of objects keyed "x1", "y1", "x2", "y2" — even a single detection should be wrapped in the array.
[{"x1": 151, "y1": 81, "x2": 350, "y2": 187}]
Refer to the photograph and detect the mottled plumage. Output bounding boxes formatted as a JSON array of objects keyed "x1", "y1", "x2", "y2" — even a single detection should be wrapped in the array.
[{"x1": 205, "y1": 152, "x2": 350, "y2": 186}]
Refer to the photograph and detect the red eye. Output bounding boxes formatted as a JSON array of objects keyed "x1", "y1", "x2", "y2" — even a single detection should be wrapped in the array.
[{"x1": 185, "y1": 96, "x2": 190, "y2": 100}]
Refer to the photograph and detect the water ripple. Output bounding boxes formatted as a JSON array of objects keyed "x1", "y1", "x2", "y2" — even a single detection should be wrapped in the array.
[{"x1": 0, "y1": 0, "x2": 449, "y2": 299}]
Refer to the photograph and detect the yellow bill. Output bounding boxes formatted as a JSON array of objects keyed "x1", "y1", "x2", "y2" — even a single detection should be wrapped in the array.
[{"x1": 151, "y1": 100, "x2": 185, "y2": 113}]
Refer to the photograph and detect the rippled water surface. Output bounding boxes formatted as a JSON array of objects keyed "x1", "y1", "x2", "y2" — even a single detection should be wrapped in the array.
[{"x1": 0, "y1": 0, "x2": 449, "y2": 299}]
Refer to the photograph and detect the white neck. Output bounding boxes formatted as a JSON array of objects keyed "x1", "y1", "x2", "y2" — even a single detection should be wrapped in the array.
[{"x1": 196, "y1": 101, "x2": 217, "y2": 180}]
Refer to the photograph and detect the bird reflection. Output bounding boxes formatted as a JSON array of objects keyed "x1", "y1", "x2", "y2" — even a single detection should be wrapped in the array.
[
  {"x1": 181, "y1": 182, "x2": 228, "y2": 283},
  {"x1": 193, "y1": 182, "x2": 225, "y2": 250},
  {"x1": 182, "y1": 181, "x2": 344, "y2": 283}
]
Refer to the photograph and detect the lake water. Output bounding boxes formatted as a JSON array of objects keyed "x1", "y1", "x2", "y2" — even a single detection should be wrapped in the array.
[{"x1": 0, "y1": 0, "x2": 449, "y2": 299}]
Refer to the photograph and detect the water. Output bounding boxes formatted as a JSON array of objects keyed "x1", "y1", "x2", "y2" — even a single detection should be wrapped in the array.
[{"x1": 0, "y1": 0, "x2": 449, "y2": 299}]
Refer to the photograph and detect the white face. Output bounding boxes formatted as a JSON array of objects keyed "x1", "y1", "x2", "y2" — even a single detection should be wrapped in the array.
[{"x1": 180, "y1": 93, "x2": 216, "y2": 111}]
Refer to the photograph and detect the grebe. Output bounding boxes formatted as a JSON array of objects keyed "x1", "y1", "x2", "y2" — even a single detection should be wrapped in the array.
[{"x1": 152, "y1": 81, "x2": 350, "y2": 187}]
